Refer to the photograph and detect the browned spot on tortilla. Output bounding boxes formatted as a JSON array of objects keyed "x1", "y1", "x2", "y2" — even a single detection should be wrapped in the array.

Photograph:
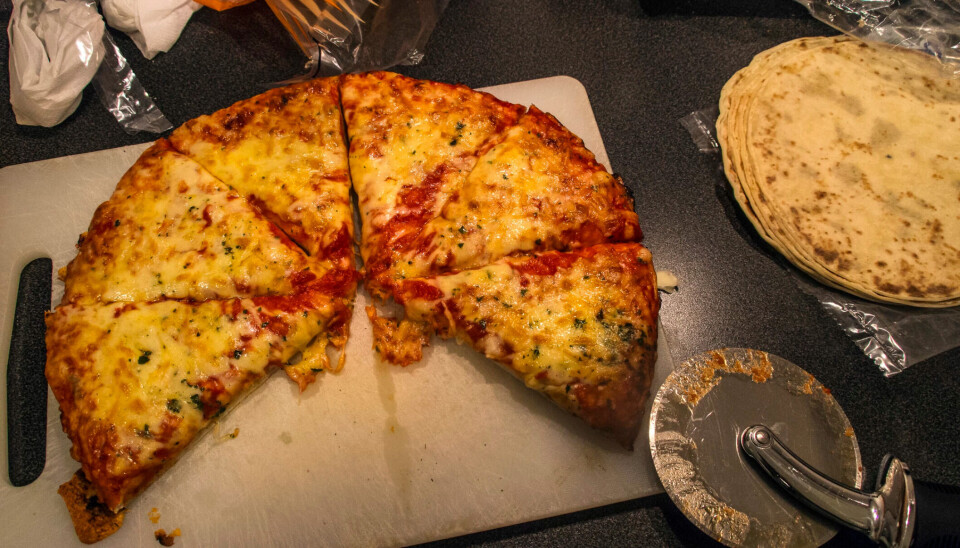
[{"x1": 815, "y1": 247, "x2": 839, "y2": 263}]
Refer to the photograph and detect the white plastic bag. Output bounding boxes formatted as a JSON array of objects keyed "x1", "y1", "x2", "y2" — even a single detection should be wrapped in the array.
[
  {"x1": 101, "y1": 0, "x2": 203, "y2": 60},
  {"x1": 7, "y1": 0, "x2": 106, "y2": 127}
]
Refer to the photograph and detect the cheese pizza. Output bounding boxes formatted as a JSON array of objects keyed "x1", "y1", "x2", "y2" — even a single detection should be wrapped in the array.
[
  {"x1": 341, "y1": 71, "x2": 526, "y2": 298},
  {"x1": 60, "y1": 140, "x2": 321, "y2": 305},
  {"x1": 46, "y1": 290, "x2": 342, "y2": 514},
  {"x1": 385, "y1": 243, "x2": 659, "y2": 449},
  {"x1": 168, "y1": 76, "x2": 355, "y2": 284},
  {"x1": 46, "y1": 72, "x2": 660, "y2": 542},
  {"x1": 342, "y1": 72, "x2": 641, "y2": 300}
]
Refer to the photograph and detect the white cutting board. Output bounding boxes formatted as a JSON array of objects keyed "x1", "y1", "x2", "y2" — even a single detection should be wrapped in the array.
[{"x1": 0, "y1": 76, "x2": 674, "y2": 547}]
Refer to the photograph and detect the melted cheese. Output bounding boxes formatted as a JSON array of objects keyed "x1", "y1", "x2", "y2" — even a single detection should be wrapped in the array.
[
  {"x1": 343, "y1": 74, "x2": 641, "y2": 297},
  {"x1": 394, "y1": 243, "x2": 660, "y2": 447},
  {"x1": 169, "y1": 77, "x2": 354, "y2": 277},
  {"x1": 62, "y1": 141, "x2": 322, "y2": 304},
  {"x1": 341, "y1": 71, "x2": 524, "y2": 295},
  {"x1": 391, "y1": 107, "x2": 642, "y2": 282},
  {"x1": 45, "y1": 290, "x2": 337, "y2": 511}
]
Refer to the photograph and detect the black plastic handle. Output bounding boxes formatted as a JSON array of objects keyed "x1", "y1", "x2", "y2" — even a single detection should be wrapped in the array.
[
  {"x1": 912, "y1": 479, "x2": 960, "y2": 548},
  {"x1": 7, "y1": 257, "x2": 52, "y2": 487}
]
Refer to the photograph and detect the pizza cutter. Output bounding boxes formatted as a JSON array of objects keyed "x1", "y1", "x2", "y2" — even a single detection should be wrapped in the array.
[{"x1": 649, "y1": 348, "x2": 960, "y2": 548}]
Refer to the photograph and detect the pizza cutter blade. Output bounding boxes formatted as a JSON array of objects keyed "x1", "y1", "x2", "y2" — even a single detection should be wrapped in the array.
[
  {"x1": 648, "y1": 348, "x2": 862, "y2": 547},
  {"x1": 650, "y1": 349, "x2": 960, "y2": 548}
]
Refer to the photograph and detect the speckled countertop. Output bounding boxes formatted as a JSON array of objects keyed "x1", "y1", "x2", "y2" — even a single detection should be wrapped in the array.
[{"x1": 2, "y1": 1, "x2": 957, "y2": 546}]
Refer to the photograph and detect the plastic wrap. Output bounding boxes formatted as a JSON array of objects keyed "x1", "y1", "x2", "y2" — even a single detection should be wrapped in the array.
[
  {"x1": 265, "y1": 0, "x2": 448, "y2": 78},
  {"x1": 681, "y1": 108, "x2": 960, "y2": 375},
  {"x1": 91, "y1": 32, "x2": 173, "y2": 134},
  {"x1": 7, "y1": 0, "x2": 172, "y2": 133},
  {"x1": 795, "y1": 0, "x2": 960, "y2": 75},
  {"x1": 7, "y1": 0, "x2": 106, "y2": 127}
]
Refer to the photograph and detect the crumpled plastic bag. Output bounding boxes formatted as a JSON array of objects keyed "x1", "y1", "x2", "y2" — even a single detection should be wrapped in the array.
[
  {"x1": 7, "y1": 0, "x2": 174, "y2": 133},
  {"x1": 794, "y1": 0, "x2": 960, "y2": 76},
  {"x1": 266, "y1": 0, "x2": 448, "y2": 79},
  {"x1": 7, "y1": 0, "x2": 106, "y2": 127},
  {"x1": 101, "y1": 0, "x2": 203, "y2": 60}
]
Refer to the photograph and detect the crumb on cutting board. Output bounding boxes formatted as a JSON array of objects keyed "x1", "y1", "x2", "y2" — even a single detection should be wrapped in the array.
[{"x1": 155, "y1": 528, "x2": 181, "y2": 546}]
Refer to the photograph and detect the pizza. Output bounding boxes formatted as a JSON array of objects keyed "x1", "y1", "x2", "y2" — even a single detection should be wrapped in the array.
[
  {"x1": 341, "y1": 71, "x2": 527, "y2": 298},
  {"x1": 341, "y1": 71, "x2": 641, "y2": 298},
  {"x1": 60, "y1": 140, "x2": 321, "y2": 305},
  {"x1": 45, "y1": 290, "x2": 342, "y2": 514},
  {"x1": 168, "y1": 77, "x2": 354, "y2": 267},
  {"x1": 46, "y1": 72, "x2": 660, "y2": 542},
  {"x1": 385, "y1": 243, "x2": 660, "y2": 449}
]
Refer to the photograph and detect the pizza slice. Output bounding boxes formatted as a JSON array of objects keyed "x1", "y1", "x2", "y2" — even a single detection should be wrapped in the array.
[
  {"x1": 60, "y1": 140, "x2": 322, "y2": 305},
  {"x1": 343, "y1": 73, "x2": 642, "y2": 300},
  {"x1": 45, "y1": 288, "x2": 344, "y2": 521},
  {"x1": 385, "y1": 105, "x2": 643, "y2": 286},
  {"x1": 168, "y1": 77, "x2": 355, "y2": 283},
  {"x1": 380, "y1": 243, "x2": 660, "y2": 449},
  {"x1": 340, "y1": 71, "x2": 525, "y2": 298}
]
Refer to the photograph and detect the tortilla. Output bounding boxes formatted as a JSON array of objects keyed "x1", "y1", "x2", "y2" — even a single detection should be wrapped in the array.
[{"x1": 717, "y1": 36, "x2": 960, "y2": 307}]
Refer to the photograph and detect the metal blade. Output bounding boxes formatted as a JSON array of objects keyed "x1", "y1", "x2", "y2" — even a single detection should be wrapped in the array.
[{"x1": 649, "y1": 348, "x2": 862, "y2": 548}]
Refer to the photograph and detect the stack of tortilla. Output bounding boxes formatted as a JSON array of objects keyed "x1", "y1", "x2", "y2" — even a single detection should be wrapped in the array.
[{"x1": 717, "y1": 36, "x2": 960, "y2": 307}]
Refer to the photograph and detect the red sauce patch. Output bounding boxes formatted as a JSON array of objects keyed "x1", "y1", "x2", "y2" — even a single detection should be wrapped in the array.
[
  {"x1": 289, "y1": 269, "x2": 318, "y2": 288},
  {"x1": 511, "y1": 250, "x2": 583, "y2": 276},
  {"x1": 395, "y1": 280, "x2": 444, "y2": 303},
  {"x1": 195, "y1": 377, "x2": 226, "y2": 419},
  {"x1": 112, "y1": 303, "x2": 138, "y2": 318},
  {"x1": 311, "y1": 268, "x2": 358, "y2": 298},
  {"x1": 322, "y1": 225, "x2": 353, "y2": 262}
]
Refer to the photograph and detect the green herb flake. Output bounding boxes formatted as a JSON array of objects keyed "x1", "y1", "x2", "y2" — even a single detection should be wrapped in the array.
[{"x1": 166, "y1": 399, "x2": 181, "y2": 413}]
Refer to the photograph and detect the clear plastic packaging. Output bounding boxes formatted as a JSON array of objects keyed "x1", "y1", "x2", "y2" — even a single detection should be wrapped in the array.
[
  {"x1": 7, "y1": 0, "x2": 172, "y2": 133},
  {"x1": 7, "y1": 0, "x2": 106, "y2": 127},
  {"x1": 681, "y1": 108, "x2": 960, "y2": 375},
  {"x1": 795, "y1": 0, "x2": 960, "y2": 76},
  {"x1": 265, "y1": 0, "x2": 449, "y2": 78},
  {"x1": 91, "y1": 32, "x2": 173, "y2": 134}
]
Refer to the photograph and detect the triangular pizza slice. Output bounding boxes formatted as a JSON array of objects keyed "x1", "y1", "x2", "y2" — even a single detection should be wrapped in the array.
[
  {"x1": 343, "y1": 73, "x2": 642, "y2": 301},
  {"x1": 412, "y1": 106, "x2": 642, "y2": 280},
  {"x1": 45, "y1": 288, "x2": 342, "y2": 515},
  {"x1": 60, "y1": 140, "x2": 322, "y2": 305},
  {"x1": 382, "y1": 243, "x2": 660, "y2": 448},
  {"x1": 168, "y1": 77, "x2": 355, "y2": 285},
  {"x1": 340, "y1": 71, "x2": 525, "y2": 298}
]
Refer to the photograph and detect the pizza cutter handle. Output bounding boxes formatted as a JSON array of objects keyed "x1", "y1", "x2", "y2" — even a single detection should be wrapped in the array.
[
  {"x1": 740, "y1": 425, "x2": 915, "y2": 548},
  {"x1": 911, "y1": 476, "x2": 960, "y2": 548}
]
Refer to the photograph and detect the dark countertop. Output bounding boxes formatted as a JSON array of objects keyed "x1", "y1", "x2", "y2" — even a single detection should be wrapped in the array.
[{"x1": 2, "y1": 1, "x2": 958, "y2": 546}]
